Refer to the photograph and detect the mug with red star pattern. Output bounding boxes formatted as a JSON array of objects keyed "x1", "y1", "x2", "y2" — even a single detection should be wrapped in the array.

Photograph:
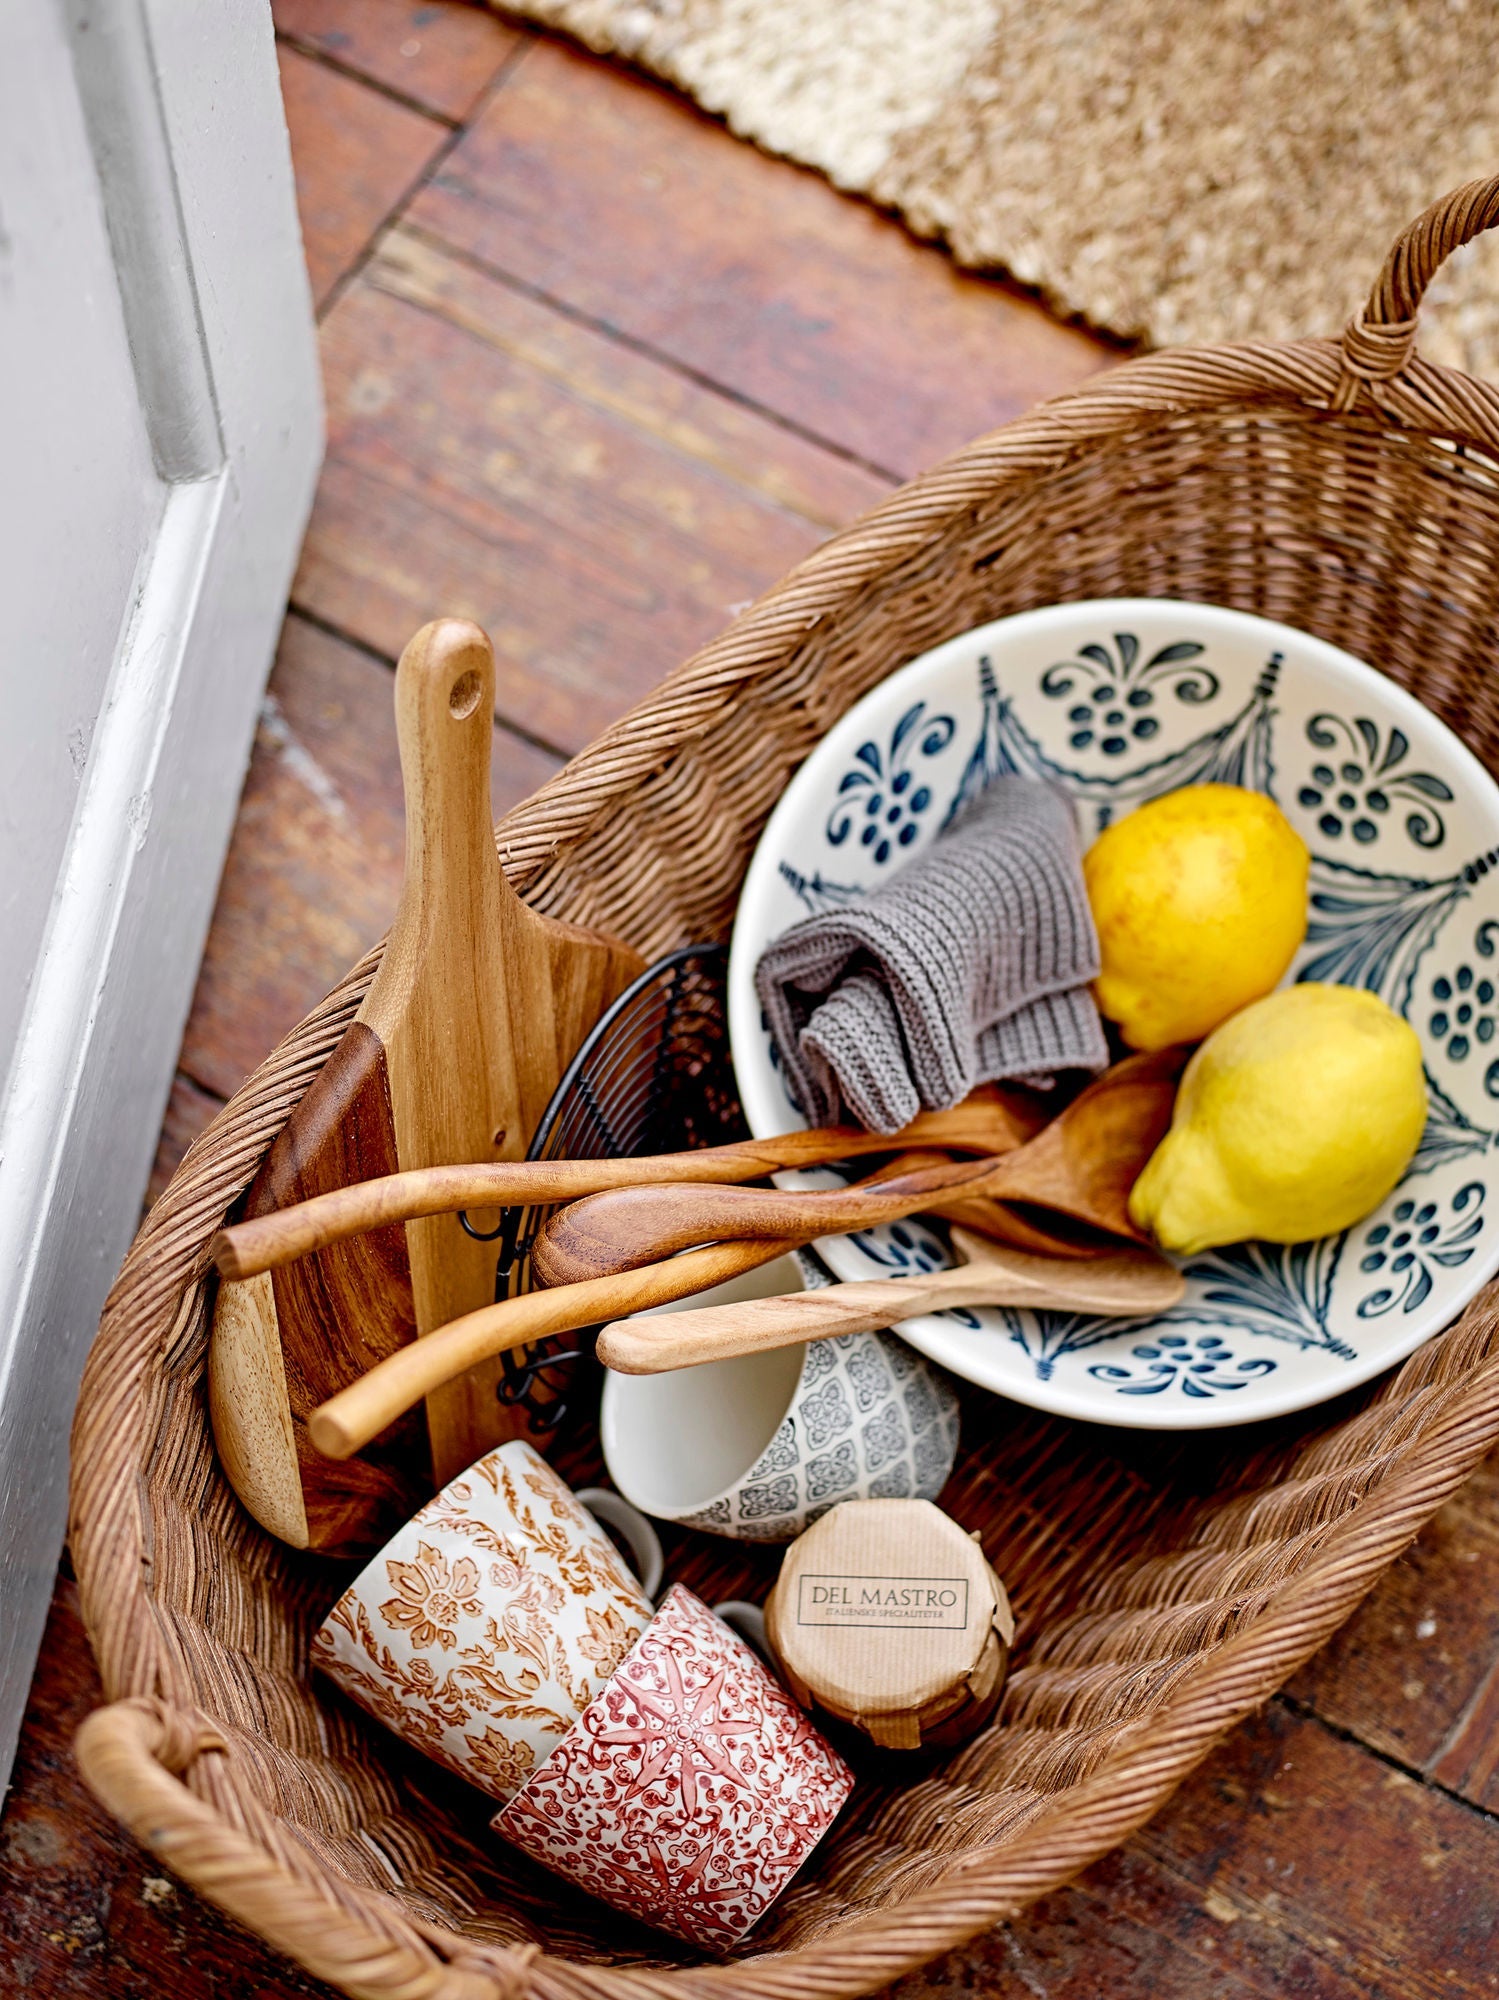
[
  {"x1": 492, "y1": 1583, "x2": 854, "y2": 1949},
  {"x1": 311, "y1": 1441, "x2": 660, "y2": 1804}
]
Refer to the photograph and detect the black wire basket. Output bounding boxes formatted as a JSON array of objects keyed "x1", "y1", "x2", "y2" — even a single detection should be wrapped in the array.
[{"x1": 471, "y1": 945, "x2": 748, "y2": 1432}]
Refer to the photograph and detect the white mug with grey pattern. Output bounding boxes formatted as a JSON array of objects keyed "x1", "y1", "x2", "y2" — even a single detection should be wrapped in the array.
[{"x1": 600, "y1": 1251, "x2": 960, "y2": 1542}]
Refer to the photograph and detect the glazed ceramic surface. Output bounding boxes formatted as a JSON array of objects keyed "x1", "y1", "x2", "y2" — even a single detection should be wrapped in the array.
[
  {"x1": 493, "y1": 1584, "x2": 853, "y2": 1948},
  {"x1": 312, "y1": 1442, "x2": 653, "y2": 1802},
  {"x1": 727, "y1": 599, "x2": 1499, "y2": 1430},
  {"x1": 601, "y1": 1251, "x2": 960, "y2": 1540}
]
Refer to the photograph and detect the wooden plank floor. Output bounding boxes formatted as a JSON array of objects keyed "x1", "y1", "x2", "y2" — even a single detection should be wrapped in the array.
[{"x1": 7, "y1": 6, "x2": 1499, "y2": 1991}]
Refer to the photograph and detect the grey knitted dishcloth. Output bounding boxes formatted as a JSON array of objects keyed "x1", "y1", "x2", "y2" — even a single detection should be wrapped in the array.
[{"x1": 755, "y1": 777, "x2": 1108, "y2": 1133}]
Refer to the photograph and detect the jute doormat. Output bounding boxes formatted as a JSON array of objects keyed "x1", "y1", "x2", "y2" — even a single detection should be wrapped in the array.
[{"x1": 498, "y1": 0, "x2": 1499, "y2": 375}]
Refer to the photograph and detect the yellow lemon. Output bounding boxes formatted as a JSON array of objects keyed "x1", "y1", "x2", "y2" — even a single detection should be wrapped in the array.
[
  {"x1": 1084, "y1": 784, "x2": 1310, "y2": 1050},
  {"x1": 1128, "y1": 983, "x2": 1426, "y2": 1255}
]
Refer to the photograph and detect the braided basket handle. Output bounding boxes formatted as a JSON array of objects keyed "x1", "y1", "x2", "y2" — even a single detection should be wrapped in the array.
[
  {"x1": 1335, "y1": 174, "x2": 1499, "y2": 409},
  {"x1": 74, "y1": 1700, "x2": 536, "y2": 2000}
]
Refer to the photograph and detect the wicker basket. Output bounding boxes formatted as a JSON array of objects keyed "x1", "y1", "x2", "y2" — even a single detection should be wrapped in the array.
[{"x1": 70, "y1": 179, "x2": 1499, "y2": 2000}]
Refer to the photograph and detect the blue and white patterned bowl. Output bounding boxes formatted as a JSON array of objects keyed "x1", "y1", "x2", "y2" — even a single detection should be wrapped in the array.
[{"x1": 727, "y1": 599, "x2": 1499, "y2": 1430}]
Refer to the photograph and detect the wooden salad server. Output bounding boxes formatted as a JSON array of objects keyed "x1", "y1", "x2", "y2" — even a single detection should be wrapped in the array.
[
  {"x1": 209, "y1": 1084, "x2": 1048, "y2": 1281},
  {"x1": 305, "y1": 1155, "x2": 949, "y2": 1464},
  {"x1": 531, "y1": 1047, "x2": 1186, "y2": 1287},
  {"x1": 596, "y1": 1226, "x2": 1185, "y2": 1373},
  {"x1": 209, "y1": 619, "x2": 644, "y2": 1557}
]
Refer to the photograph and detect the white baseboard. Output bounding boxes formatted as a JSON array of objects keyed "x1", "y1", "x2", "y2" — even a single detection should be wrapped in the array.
[{"x1": 0, "y1": 0, "x2": 323, "y2": 1787}]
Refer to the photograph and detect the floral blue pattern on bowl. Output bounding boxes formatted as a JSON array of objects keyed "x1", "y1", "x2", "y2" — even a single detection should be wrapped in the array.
[{"x1": 727, "y1": 600, "x2": 1499, "y2": 1431}]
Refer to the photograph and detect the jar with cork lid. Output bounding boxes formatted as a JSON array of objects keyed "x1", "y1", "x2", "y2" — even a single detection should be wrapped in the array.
[{"x1": 764, "y1": 1498, "x2": 1014, "y2": 1752}]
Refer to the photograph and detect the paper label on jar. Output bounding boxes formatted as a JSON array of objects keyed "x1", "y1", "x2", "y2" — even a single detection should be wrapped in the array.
[{"x1": 794, "y1": 1573, "x2": 971, "y2": 1630}]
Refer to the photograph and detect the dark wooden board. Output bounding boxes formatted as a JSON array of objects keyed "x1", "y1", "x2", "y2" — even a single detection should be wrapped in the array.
[
  {"x1": 407, "y1": 36, "x2": 1114, "y2": 479},
  {"x1": 292, "y1": 231, "x2": 892, "y2": 752},
  {"x1": 278, "y1": 42, "x2": 451, "y2": 307},
  {"x1": 273, "y1": 0, "x2": 524, "y2": 121},
  {"x1": 242, "y1": 1020, "x2": 428, "y2": 1554}
]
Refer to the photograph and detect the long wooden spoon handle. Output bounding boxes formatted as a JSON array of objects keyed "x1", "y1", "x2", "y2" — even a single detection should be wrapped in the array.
[
  {"x1": 534, "y1": 1051, "x2": 1186, "y2": 1286},
  {"x1": 596, "y1": 1243, "x2": 1186, "y2": 1372},
  {"x1": 532, "y1": 1156, "x2": 1002, "y2": 1285},
  {"x1": 211, "y1": 1085, "x2": 1047, "y2": 1281},
  {"x1": 307, "y1": 1237, "x2": 796, "y2": 1461},
  {"x1": 597, "y1": 1277, "x2": 959, "y2": 1370},
  {"x1": 211, "y1": 1127, "x2": 921, "y2": 1280}
]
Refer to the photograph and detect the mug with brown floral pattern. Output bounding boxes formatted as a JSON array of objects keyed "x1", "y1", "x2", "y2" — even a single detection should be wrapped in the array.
[{"x1": 312, "y1": 1441, "x2": 660, "y2": 1803}]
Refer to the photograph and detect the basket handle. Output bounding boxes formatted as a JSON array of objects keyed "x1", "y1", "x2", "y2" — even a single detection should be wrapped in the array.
[
  {"x1": 1334, "y1": 174, "x2": 1499, "y2": 409},
  {"x1": 73, "y1": 1699, "x2": 537, "y2": 2000}
]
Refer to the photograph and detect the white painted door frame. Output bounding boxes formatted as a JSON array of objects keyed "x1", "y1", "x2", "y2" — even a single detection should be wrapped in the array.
[{"x1": 0, "y1": 0, "x2": 323, "y2": 1786}]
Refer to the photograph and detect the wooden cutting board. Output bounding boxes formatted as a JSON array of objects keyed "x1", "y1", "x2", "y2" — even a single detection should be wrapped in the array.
[{"x1": 209, "y1": 620, "x2": 643, "y2": 1557}]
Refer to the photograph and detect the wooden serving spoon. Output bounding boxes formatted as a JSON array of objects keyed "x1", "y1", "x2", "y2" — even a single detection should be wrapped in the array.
[
  {"x1": 923, "y1": 1191, "x2": 1141, "y2": 1261},
  {"x1": 210, "y1": 1085, "x2": 1048, "y2": 1282},
  {"x1": 531, "y1": 1048, "x2": 1185, "y2": 1288},
  {"x1": 596, "y1": 1227, "x2": 1185, "y2": 1373},
  {"x1": 306, "y1": 1155, "x2": 947, "y2": 1464}
]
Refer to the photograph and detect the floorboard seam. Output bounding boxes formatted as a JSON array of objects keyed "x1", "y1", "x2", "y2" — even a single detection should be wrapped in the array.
[
  {"x1": 1275, "y1": 1691, "x2": 1499, "y2": 1828},
  {"x1": 351, "y1": 257, "x2": 874, "y2": 534},
  {"x1": 389, "y1": 219, "x2": 909, "y2": 490},
  {"x1": 173, "y1": 1068, "x2": 229, "y2": 1116},
  {"x1": 272, "y1": 30, "x2": 464, "y2": 128},
  {"x1": 1425, "y1": 1646, "x2": 1499, "y2": 1794},
  {"x1": 283, "y1": 604, "x2": 574, "y2": 764},
  {"x1": 308, "y1": 32, "x2": 538, "y2": 327},
  {"x1": 283, "y1": 601, "x2": 396, "y2": 672}
]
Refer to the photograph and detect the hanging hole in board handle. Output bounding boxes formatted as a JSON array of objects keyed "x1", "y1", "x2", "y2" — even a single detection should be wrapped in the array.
[
  {"x1": 576, "y1": 1487, "x2": 664, "y2": 1601},
  {"x1": 448, "y1": 668, "x2": 484, "y2": 720},
  {"x1": 712, "y1": 1600, "x2": 768, "y2": 1661}
]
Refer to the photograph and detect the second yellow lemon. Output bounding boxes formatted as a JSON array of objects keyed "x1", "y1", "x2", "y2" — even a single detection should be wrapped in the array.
[
  {"x1": 1084, "y1": 784, "x2": 1310, "y2": 1049},
  {"x1": 1128, "y1": 983, "x2": 1426, "y2": 1254}
]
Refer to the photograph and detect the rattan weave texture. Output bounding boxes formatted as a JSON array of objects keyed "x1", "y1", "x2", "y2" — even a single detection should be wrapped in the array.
[{"x1": 70, "y1": 179, "x2": 1499, "y2": 2000}]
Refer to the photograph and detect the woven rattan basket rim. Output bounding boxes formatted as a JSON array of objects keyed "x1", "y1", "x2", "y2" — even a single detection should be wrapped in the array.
[
  {"x1": 69, "y1": 177, "x2": 1499, "y2": 1999},
  {"x1": 496, "y1": 363, "x2": 1499, "y2": 899},
  {"x1": 75, "y1": 1341, "x2": 1499, "y2": 1999}
]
